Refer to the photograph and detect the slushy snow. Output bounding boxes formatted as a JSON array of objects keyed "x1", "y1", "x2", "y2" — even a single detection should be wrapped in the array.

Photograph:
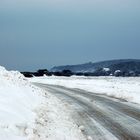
[{"x1": 0, "y1": 66, "x2": 85, "y2": 140}]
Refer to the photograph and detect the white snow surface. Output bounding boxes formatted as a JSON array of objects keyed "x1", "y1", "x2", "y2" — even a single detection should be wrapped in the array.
[
  {"x1": 103, "y1": 68, "x2": 110, "y2": 72},
  {"x1": 31, "y1": 75, "x2": 140, "y2": 104},
  {"x1": 0, "y1": 66, "x2": 85, "y2": 140}
]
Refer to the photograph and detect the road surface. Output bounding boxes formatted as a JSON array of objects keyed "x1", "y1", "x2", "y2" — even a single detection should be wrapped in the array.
[{"x1": 35, "y1": 83, "x2": 140, "y2": 140}]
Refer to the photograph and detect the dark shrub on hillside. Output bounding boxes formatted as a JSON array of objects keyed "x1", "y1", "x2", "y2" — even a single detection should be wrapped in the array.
[
  {"x1": 114, "y1": 70, "x2": 123, "y2": 77},
  {"x1": 37, "y1": 69, "x2": 52, "y2": 76},
  {"x1": 21, "y1": 69, "x2": 52, "y2": 77},
  {"x1": 84, "y1": 73, "x2": 94, "y2": 76},
  {"x1": 92, "y1": 68, "x2": 111, "y2": 76},
  {"x1": 75, "y1": 72, "x2": 84, "y2": 76},
  {"x1": 52, "y1": 72, "x2": 63, "y2": 76},
  {"x1": 21, "y1": 72, "x2": 33, "y2": 78},
  {"x1": 52, "y1": 70, "x2": 73, "y2": 77},
  {"x1": 61, "y1": 70, "x2": 73, "y2": 77},
  {"x1": 32, "y1": 72, "x2": 44, "y2": 77}
]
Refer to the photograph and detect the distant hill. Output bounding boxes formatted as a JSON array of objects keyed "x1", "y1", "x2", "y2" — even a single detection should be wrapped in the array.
[{"x1": 51, "y1": 59, "x2": 140, "y2": 76}]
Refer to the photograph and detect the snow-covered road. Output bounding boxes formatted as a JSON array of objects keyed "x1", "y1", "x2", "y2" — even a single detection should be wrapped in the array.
[{"x1": 35, "y1": 83, "x2": 140, "y2": 140}]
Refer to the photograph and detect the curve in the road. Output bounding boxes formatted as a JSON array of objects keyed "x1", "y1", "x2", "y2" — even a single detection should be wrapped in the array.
[{"x1": 35, "y1": 83, "x2": 140, "y2": 140}]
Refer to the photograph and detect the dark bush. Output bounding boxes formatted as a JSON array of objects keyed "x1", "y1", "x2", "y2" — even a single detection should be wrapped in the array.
[
  {"x1": 61, "y1": 70, "x2": 73, "y2": 77},
  {"x1": 37, "y1": 69, "x2": 52, "y2": 76},
  {"x1": 75, "y1": 73, "x2": 84, "y2": 76},
  {"x1": 52, "y1": 72, "x2": 63, "y2": 76},
  {"x1": 21, "y1": 72, "x2": 33, "y2": 78}
]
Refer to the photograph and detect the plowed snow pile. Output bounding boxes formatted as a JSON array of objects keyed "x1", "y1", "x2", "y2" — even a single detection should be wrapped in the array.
[{"x1": 0, "y1": 66, "x2": 85, "y2": 140}]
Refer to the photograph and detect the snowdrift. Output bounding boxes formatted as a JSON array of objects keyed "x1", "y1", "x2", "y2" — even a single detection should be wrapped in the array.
[
  {"x1": 0, "y1": 66, "x2": 85, "y2": 140},
  {"x1": 0, "y1": 66, "x2": 44, "y2": 139}
]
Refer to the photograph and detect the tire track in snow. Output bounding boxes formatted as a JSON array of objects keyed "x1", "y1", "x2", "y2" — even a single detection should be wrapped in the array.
[{"x1": 35, "y1": 83, "x2": 140, "y2": 140}]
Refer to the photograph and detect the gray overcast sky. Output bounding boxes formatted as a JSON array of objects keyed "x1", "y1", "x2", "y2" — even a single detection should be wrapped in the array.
[{"x1": 0, "y1": 0, "x2": 140, "y2": 71}]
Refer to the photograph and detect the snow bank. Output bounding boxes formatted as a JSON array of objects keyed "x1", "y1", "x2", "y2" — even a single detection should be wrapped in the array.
[
  {"x1": 31, "y1": 76, "x2": 140, "y2": 104},
  {"x1": 0, "y1": 66, "x2": 85, "y2": 140},
  {"x1": 34, "y1": 92, "x2": 85, "y2": 140},
  {"x1": 0, "y1": 66, "x2": 44, "y2": 139}
]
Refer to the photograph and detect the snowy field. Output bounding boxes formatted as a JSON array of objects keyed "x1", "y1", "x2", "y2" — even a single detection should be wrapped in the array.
[
  {"x1": 31, "y1": 76, "x2": 140, "y2": 105},
  {"x1": 0, "y1": 66, "x2": 85, "y2": 140},
  {"x1": 1, "y1": 66, "x2": 140, "y2": 140}
]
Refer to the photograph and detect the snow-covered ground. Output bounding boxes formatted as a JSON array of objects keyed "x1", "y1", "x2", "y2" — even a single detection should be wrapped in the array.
[
  {"x1": 31, "y1": 76, "x2": 140, "y2": 104},
  {"x1": 0, "y1": 67, "x2": 85, "y2": 140},
  {"x1": 2, "y1": 66, "x2": 140, "y2": 140}
]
